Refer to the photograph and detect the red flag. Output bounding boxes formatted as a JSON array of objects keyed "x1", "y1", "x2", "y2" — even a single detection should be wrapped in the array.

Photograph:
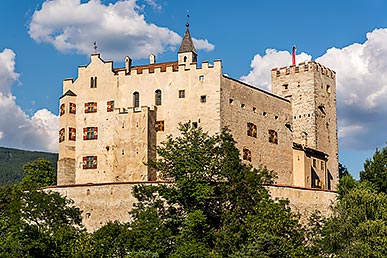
[{"x1": 292, "y1": 45, "x2": 296, "y2": 65}]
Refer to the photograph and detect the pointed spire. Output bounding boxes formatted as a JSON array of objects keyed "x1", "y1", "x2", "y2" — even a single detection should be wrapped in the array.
[{"x1": 178, "y1": 22, "x2": 196, "y2": 54}]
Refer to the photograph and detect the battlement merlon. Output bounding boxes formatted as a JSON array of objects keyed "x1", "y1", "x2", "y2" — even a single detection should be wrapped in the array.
[
  {"x1": 271, "y1": 61, "x2": 336, "y2": 80},
  {"x1": 114, "y1": 59, "x2": 222, "y2": 77}
]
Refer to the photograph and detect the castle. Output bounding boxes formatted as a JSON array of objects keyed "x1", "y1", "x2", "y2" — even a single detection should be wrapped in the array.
[{"x1": 53, "y1": 24, "x2": 338, "y2": 230}]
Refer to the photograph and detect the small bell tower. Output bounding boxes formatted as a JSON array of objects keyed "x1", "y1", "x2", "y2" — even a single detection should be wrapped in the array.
[{"x1": 178, "y1": 22, "x2": 197, "y2": 65}]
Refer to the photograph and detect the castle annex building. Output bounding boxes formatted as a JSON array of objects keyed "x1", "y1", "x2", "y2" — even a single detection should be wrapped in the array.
[{"x1": 54, "y1": 24, "x2": 338, "y2": 230}]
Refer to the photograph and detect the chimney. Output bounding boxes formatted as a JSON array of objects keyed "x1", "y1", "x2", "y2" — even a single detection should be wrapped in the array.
[
  {"x1": 125, "y1": 56, "x2": 132, "y2": 74},
  {"x1": 149, "y1": 54, "x2": 156, "y2": 64}
]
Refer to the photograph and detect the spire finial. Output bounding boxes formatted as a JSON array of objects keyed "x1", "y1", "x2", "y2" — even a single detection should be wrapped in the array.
[
  {"x1": 186, "y1": 10, "x2": 190, "y2": 28},
  {"x1": 93, "y1": 41, "x2": 98, "y2": 54}
]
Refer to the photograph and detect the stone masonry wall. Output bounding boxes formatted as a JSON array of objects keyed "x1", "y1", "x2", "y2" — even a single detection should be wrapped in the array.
[
  {"x1": 220, "y1": 76, "x2": 294, "y2": 184},
  {"x1": 47, "y1": 183, "x2": 337, "y2": 232}
]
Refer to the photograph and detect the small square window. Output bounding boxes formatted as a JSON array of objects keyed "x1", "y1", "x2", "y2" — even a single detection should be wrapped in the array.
[
  {"x1": 199, "y1": 75, "x2": 204, "y2": 81},
  {"x1": 241, "y1": 104, "x2": 245, "y2": 109},
  {"x1": 229, "y1": 99, "x2": 233, "y2": 104},
  {"x1": 83, "y1": 127, "x2": 98, "y2": 140},
  {"x1": 179, "y1": 90, "x2": 185, "y2": 98},
  {"x1": 156, "y1": 120, "x2": 165, "y2": 132},
  {"x1": 83, "y1": 156, "x2": 97, "y2": 169},
  {"x1": 200, "y1": 95, "x2": 207, "y2": 103},
  {"x1": 192, "y1": 122, "x2": 198, "y2": 128},
  {"x1": 107, "y1": 100, "x2": 115, "y2": 112},
  {"x1": 268, "y1": 130, "x2": 278, "y2": 144},
  {"x1": 247, "y1": 122, "x2": 257, "y2": 138},
  {"x1": 243, "y1": 148, "x2": 252, "y2": 162}
]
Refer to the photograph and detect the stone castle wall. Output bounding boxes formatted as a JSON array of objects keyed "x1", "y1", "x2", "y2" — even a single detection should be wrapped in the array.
[
  {"x1": 220, "y1": 76, "x2": 294, "y2": 184},
  {"x1": 47, "y1": 183, "x2": 337, "y2": 232}
]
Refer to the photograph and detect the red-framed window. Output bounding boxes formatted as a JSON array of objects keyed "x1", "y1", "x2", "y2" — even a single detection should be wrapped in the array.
[
  {"x1": 83, "y1": 127, "x2": 98, "y2": 140},
  {"x1": 69, "y1": 103, "x2": 76, "y2": 114},
  {"x1": 83, "y1": 156, "x2": 97, "y2": 169},
  {"x1": 69, "y1": 127, "x2": 76, "y2": 141},
  {"x1": 107, "y1": 100, "x2": 114, "y2": 112},
  {"x1": 60, "y1": 103, "x2": 65, "y2": 116},
  {"x1": 85, "y1": 102, "x2": 97, "y2": 113},
  {"x1": 59, "y1": 128, "x2": 65, "y2": 143}
]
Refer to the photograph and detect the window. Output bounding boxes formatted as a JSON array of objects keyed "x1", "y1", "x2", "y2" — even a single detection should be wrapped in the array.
[
  {"x1": 321, "y1": 161, "x2": 324, "y2": 170},
  {"x1": 107, "y1": 100, "x2": 114, "y2": 112},
  {"x1": 60, "y1": 103, "x2": 65, "y2": 116},
  {"x1": 253, "y1": 107, "x2": 256, "y2": 113},
  {"x1": 229, "y1": 98, "x2": 233, "y2": 104},
  {"x1": 199, "y1": 75, "x2": 204, "y2": 81},
  {"x1": 200, "y1": 95, "x2": 207, "y2": 103},
  {"x1": 85, "y1": 102, "x2": 97, "y2": 113},
  {"x1": 156, "y1": 120, "x2": 164, "y2": 132},
  {"x1": 133, "y1": 92, "x2": 140, "y2": 108},
  {"x1": 69, "y1": 127, "x2": 76, "y2": 141},
  {"x1": 192, "y1": 122, "x2": 198, "y2": 128},
  {"x1": 313, "y1": 158, "x2": 317, "y2": 168},
  {"x1": 242, "y1": 148, "x2": 252, "y2": 162},
  {"x1": 69, "y1": 103, "x2": 76, "y2": 114},
  {"x1": 83, "y1": 156, "x2": 97, "y2": 169},
  {"x1": 327, "y1": 85, "x2": 331, "y2": 94},
  {"x1": 59, "y1": 128, "x2": 65, "y2": 143},
  {"x1": 247, "y1": 122, "x2": 257, "y2": 138},
  {"x1": 268, "y1": 130, "x2": 278, "y2": 144},
  {"x1": 155, "y1": 90, "x2": 162, "y2": 106},
  {"x1": 90, "y1": 77, "x2": 97, "y2": 88},
  {"x1": 83, "y1": 127, "x2": 98, "y2": 140},
  {"x1": 241, "y1": 103, "x2": 245, "y2": 109},
  {"x1": 179, "y1": 90, "x2": 185, "y2": 98}
]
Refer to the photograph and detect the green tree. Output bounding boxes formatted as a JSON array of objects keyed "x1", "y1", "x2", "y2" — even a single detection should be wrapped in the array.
[
  {"x1": 119, "y1": 123, "x2": 308, "y2": 257},
  {"x1": 360, "y1": 144, "x2": 387, "y2": 192},
  {"x1": 0, "y1": 159, "x2": 85, "y2": 257},
  {"x1": 17, "y1": 158, "x2": 56, "y2": 190},
  {"x1": 314, "y1": 181, "x2": 387, "y2": 257}
]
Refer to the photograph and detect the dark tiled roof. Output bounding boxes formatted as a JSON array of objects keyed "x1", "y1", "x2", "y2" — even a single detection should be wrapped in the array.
[
  {"x1": 178, "y1": 27, "x2": 196, "y2": 54},
  {"x1": 59, "y1": 89, "x2": 77, "y2": 99}
]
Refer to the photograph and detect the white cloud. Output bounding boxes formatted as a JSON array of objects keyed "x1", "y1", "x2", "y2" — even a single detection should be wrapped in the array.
[
  {"x1": 241, "y1": 49, "x2": 311, "y2": 91},
  {"x1": 316, "y1": 28, "x2": 387, "y2": 150},
  {"x1": 0, "y1": 49, "x2": 58, "y2": 153},
  {"x1": 29, "y1": 0, "x2": 214, "y2": 60},
  {"x1": 241, "y1": 28, "x2": 387, "y2": 151}
]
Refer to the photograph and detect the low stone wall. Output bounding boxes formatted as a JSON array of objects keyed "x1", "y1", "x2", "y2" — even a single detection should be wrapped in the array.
[
  {"x1": 268, "y1": 184, "x2": 337, "y2": 222},
  {"x1": 46, "y1": 183, "x2": 337, "y2": 231}
]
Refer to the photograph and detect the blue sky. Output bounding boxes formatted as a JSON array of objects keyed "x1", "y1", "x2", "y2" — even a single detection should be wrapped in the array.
[{"x1": 1, "y1": 0, "x2": 387, "y2": 177}]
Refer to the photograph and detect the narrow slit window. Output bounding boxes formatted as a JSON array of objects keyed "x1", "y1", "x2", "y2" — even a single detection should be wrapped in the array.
[
  {"x1": 155, "y1": 89, "x2": 162, "y2": 106},
  {"x1": 133, "y1": 92, "x2": 140, "y2": 108},
  {"x1": 69, "y1": 127, "x2": 76, "y2": 141},
  {"x1": 60, "y1": 103, "x2": 65, "y2": 116},
  {"x1": 59, "y1": 128, "x2": 65, "y2": 143},
  {"x1": 69, "y1": 103, "x2": 76, "y2": 114},
  {"x1": 90, "y1": 77, "x2": 97, "y2": 88},
  {"x1": 107, "y1": 100, "x2": 114, "y2": 112},
  {"x1": 179, "y1": 90, "x2": 185, "y2": 98}
]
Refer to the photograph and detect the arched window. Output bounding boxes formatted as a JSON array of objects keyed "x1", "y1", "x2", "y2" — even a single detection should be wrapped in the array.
[
  {"x1": 133, "y1": 92, "x2": 140, "y2": 108},
  {"x1": 183, "y1": 56, "x2": 187, "y2": 63},
  {"x1": 155, "y1": 89, "x2": 162, "y2": 106}
]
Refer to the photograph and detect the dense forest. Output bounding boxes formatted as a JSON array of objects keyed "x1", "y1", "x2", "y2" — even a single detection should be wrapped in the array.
[
  {"x1": 0, "y1": 147, "x2": 57, "y2": 185},
  {"x1": 1, "y1": 125, "x2": 386, "y2": 257}
]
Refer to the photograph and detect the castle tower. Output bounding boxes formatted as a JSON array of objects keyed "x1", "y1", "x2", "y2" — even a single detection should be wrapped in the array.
[
  {"x1": 271, "y1": 61, "x2": 338, "y2": 189},
  {"x1": 178, "y1": 23, "x2": 197, "y2": 65},
  {"x1": 57, "y1": 80, "x2": 77, "y2": 185}
]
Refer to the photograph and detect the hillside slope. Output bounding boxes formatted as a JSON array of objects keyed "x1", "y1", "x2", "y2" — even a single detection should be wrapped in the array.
[{"x1": 0, "y1": 147, "x2": 58, "y2": 185}]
